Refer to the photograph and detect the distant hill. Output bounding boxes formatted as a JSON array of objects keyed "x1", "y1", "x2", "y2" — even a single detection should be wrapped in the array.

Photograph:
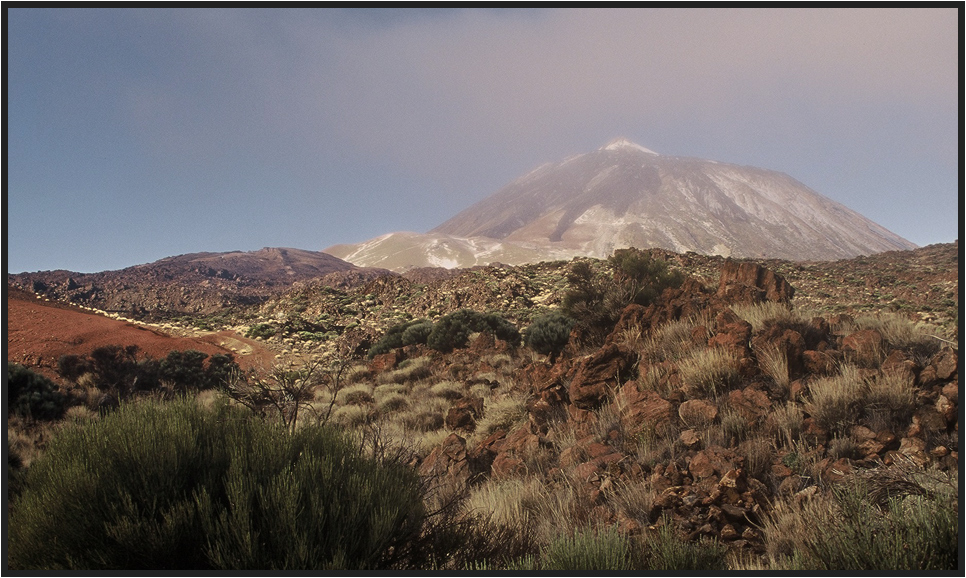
[{"x1": 7, "y1": 247, "x2": 390, "y2": 317}]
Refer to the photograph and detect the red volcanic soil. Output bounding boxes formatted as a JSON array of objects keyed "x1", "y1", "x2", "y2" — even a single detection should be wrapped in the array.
[{"x1": 7, "y1": 287, "x2": 276, "y2": 382}]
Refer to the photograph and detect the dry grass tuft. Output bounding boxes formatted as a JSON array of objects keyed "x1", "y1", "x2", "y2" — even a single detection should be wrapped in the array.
[
  {"x1": 862, "y1": 371, "x2": 916, "y2": 432},
  {"x1": 804, "y1": 364, "x2": 864, "y2": 436},
  {"x1": 757, "y1": 344, "x2": 790, "y2": 398},
  {"x1": 764, "y1": 402, "x2": 804, "y2": 449},
  {"x1": 729, "y1": 301, "x2": 803, "y2": 332},
  {"x1": 640, "y1": 317, "x2": 703, "y2": 363},
  {"x1": 679, "y1": 347, "x2": 741, "y2": 397}
]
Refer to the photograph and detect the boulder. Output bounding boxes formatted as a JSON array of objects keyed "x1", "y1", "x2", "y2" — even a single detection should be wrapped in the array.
[
  {"x1": 727, "y1": 387, "x2": 772, "y2": 425},
  {"x1": 708, "y1": 321, "x2": 753, "y2": 359},
  {"x1": 568, "y1": 344, "x2": 638, "y2": 409},
  {"x1": 932, "y1": 347, "x2": 958, "y2": 381},
  {"x1": 619, "y1": 384, "x2": 673, "y2": 433},
  {"x1": 841, "y1": 329, "x2": 883, "y2": 365},
  {"x1": 802, "y1": 349, "x2": 837, "y2": 376},
  {"x1": 678, "y1": 399, "x2": 719, "y2": 427},
  {"x1": 716, "y1": 261, "x2": 794, "y2": 304},
  {"x1": 419, "y1": 433, "x2": 471, "y2": 490},
  {"x1": 751, "y1": 326, "x2": 806, "y2": 378}
]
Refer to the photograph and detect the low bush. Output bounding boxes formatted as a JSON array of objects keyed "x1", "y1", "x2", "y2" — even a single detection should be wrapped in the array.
[
  {"x1": 8, "y1": 399, "x2": 433, "y2": 570},
  {"x1": 644, "y1": 518, "x2": 729, "y2": 571},
  {"x1": 540, "y1": 526, "x2": 637, "y2": 570},
  {"x1": 245, "y1": 323, "x2": 277, "y2": 339},
  {"x1": 678, "y1": 347, "x2": 741, "y2": 397},
  {"x1": 524, "y1": 311, "x2": 576, "y2": 358},
  {"x1": 782, "y1": 478, "x2": 958, "y2": 571},
  {"x1": 563, "y1": 250, "x2": 684, "y2": 345},
  {"x1": 805, "y1": 364, "x2": 864, "y2": 437},
  {"x1": 368, "y1": 319, "x2": 431, "y2": 358},
  {"x1": 7, "y1": 364, "x2": 68, "y2": 421},
  {"x1": 401, "y1": 321, "x2": 434, "y2": 346},
  {"x1": 56, "y1": 347, "x2": 240, "y2": 399},
  {"x1": 427, "y1": 316, "x2": 471, "y2": 353}
]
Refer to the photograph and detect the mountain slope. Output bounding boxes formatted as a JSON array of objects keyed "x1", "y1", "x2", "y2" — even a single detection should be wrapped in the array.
[
  {"x1": 8, "y1": 247, "x2": 388, "y2": 316},
  {"x1": 431, "y1": 139, "x2": 915, "y2": 262}
]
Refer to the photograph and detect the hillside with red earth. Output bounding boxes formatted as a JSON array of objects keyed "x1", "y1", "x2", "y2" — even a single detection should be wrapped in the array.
[{"x1": 7, "y1": 287, "x2": 277, "y2": 382}]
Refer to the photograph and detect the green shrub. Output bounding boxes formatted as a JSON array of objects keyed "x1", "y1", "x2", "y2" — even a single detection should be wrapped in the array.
[
  {"x1": 609, "y1": 248, "x2": 686, "y2": 307},
  {"x1": 644, "y1": 518, "x2": 728, "y2": 571},
  {"x1": 245, "y1": 323, "x2": 277, "y2": 339},
  {"x1": 57, "y1": 354, "x2": 90, "y2": 382},
  {"x1": 541, "y1": 527, "x2": 637, "y2": 570},
  {"x1": 523, "y1": 311, "x2": 576, "y2": 358},
  {"x1": 87, "y1": 344, "x2": 143, "y2": 395},
  {"x1": 7, "y1": 364, "x2": 68, "y2": 421},
  {"x1": 785, "y1": 479, "x2": 958, "y2": 571},
  {"x1": 8, "y1": 399, "x2": 430, "y2": 570},
  {"x1": 205, "y1": 353, "x2": 240, "y2": 389},
  {"x1": 56, "y1": 348, "x2": 239, "y2": 398},
  {"x1": 159, "y1": 350, "x2": 209, "y2": 391},
  {"x1": 427, "y1": 317, "x2": 471, "y2": 353},
  {"x1": 441, "y1": 310, "x2": 521, "y2": 346},
  {"x1": 368, "y1": 319, "x2": 429, "y2": 359},
  {"x1": 563, "y1": 250, "x2": 684, "y2": 345},
  {"x1": 401, "y1": 321, "x2": 434, "y2": 346},
  {"x1": 480, "y1": 312, "x2": 521, "y2": 346}
]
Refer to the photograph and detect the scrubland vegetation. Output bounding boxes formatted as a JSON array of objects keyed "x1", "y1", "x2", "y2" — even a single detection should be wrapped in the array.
[{"x1": 6, "y1": 248, "x2": 959, "y2": 571}]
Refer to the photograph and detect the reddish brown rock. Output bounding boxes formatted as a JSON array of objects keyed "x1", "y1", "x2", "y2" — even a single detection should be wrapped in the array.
[
  {"x1": 727, "y1": 387, "x2": 772, "y2": 425},
  {"x1": 568, "y1": 344, "x2": 638, "y2": 409},
  {"x1": 941, "y1": 382, "x2": 958, "y2": 405},
  {"x1": 708, "y1": 321, "x2": 753, "y2": 358},
  {"x1": 936, "y1": 395, "x2": 956, "y2": 425},
  {"x1": 720, "y1": 524, "x2": 739, "y2": 540},
  {"x1": 469, "y1": 331, "x2": 495, "y2": 353},
  {"x1": 802, "y1": 349, "x2": 837, "y2": 376},
  {"x1": 932, "y1": 347, "x2": 958, "y2": 381},
  {"x1": 445, "y1": 395, "x2": 483, "y2": 431},
  {"x1": 679, "y1": 399, "x2": 719, "y2": 427},
  {"x1": 679, "y1": 429, "x2": 703, "y2": 449},
  {"x1": 910, "y1": 406, "x2": 948, "y2": 436},
  {"x1": 778, "y1": 475, "x2": 803, "y2": 496},
  {"x1": 880, "y1": 349, "x2": 921, "y2": 384},
  {"x1": 467, "y1": 430, "x2": 506, "y2": 477},
  {"x1": 819, "y1": 457, "x2": 852, "y2": 483},
  {"x1": 716, "y1": 261, "x2": 795, "y2": 304},
  {"x1": 689, "y1": 451, "x2": 717, "y2": 480},
  {"x1": 842, "y1": 329, "x2": 883, "y2": 365},
  {"x1": 897, "y1": 437, "x2": 929, "y2": 467},
  {"x1": 620, "y1": 385, "x2": 673, "y2": 433},
  {"x1": 419, "y1": 433, "x2": 470, "y2": 489},
  {"x1": 752, "y1": 326, "x2": 806, "y2": 378},
  {"x1": 491, "y1": 454, "x2": 527, "y2": 478},
  {"x1": 369, "y1": 349, "x2": 406, "y2": 373}
]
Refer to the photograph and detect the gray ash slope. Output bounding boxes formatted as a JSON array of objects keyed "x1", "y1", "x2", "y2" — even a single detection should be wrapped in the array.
[{"x1": 431, "y1": 139, "x2": 915, "y2": 261}]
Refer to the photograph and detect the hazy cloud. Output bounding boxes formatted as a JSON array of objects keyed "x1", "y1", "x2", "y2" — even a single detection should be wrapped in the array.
[{"x1": 6, "y1": 7, "x2": 958, "y2": 272}]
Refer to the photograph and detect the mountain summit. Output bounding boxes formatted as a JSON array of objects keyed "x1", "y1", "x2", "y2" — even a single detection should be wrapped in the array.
[
  {"x1": 601, "y1": 138, "x2": 659, "y2": 155},
  {"x1": 327, "y1": 141, "x2": 915, "y2": 270}
]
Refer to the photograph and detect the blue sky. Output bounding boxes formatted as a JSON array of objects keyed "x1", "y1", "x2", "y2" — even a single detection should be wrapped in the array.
[{"x1": 6, "y1": 7, "x2": 959, "y2": 273}]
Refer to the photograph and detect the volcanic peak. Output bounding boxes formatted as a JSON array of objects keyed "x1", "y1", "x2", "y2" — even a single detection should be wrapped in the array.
[{"x1": 601, "y1": 138, "x2": 659, "y2": 155}]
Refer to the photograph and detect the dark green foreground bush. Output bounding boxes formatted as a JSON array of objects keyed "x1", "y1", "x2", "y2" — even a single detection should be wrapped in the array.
[
  {"x1": 7, "y1": 364, "x2": 68, "y2": 421},
  {"x1": 787, "y1": 480, "x2": 958, "y2": 571},
  {"x1": 8, "y1": 399, "x2": 428, "y2": 570}
]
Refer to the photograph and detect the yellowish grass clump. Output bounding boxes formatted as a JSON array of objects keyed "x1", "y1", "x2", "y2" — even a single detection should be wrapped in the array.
[
  {"x1": 678, "y1": 347, "x2": 741, "y2": 397},
  {"x1": 804, "y1": 364, "x2": 863, "y2": 436},
  {"x1": 729, "y1": 301, "x2": 804, "y2": 332}
]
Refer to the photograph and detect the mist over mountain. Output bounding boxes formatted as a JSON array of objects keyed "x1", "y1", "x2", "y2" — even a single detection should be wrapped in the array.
[{"x1": 328, "y1": 139, "x2": 915, "y2": 271}]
